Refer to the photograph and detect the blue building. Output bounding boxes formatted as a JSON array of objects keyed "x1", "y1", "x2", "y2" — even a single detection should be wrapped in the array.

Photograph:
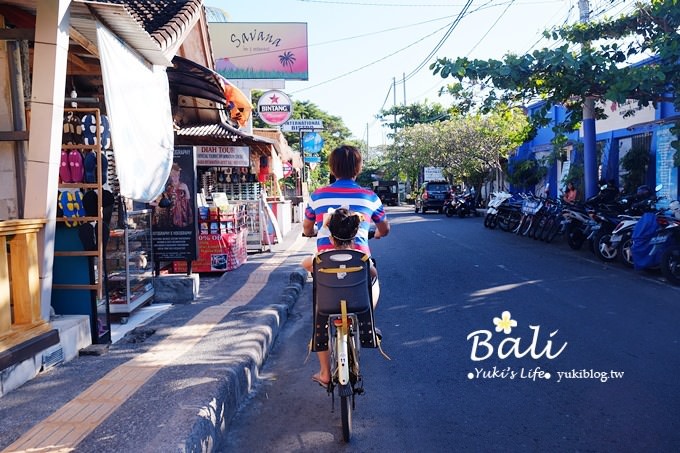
[{"x1": 512, "y1": 97, "x2": 679, "y2": 204}]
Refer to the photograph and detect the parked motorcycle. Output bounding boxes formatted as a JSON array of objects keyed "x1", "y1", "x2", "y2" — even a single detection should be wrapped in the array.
[
  {"x1": 484, "y1": 191, "x2": 513, "y2": 228},
  {"x1": 630, "y1": 200, "x2": 680, "y2": 285},
  {"x1": 660, "y1": 202, "x2": 680, "y2": 285},
  {"x1": 608, "y1": 184, "x2": 663, "y2": 267},
  {"x1": 444, "y1": 191, "x2": 459, "y2": 217},
  {"x1": 587, "y1": 192, "x2": 637, "y2": 261},
  {"x1": 455, "y1": 191, "x2": 480, "y2": 218}
]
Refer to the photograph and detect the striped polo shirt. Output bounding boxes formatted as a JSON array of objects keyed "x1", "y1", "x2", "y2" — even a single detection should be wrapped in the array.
[{"x1": 304, "y1": 179, "x2": 387, "y2": 254}]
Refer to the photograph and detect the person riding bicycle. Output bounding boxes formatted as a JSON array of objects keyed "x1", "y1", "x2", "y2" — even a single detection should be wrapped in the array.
[
  {"x1": 301, "y1": 206, "x2": 379, "y2": 293},
  {"x1": 302, "y1": 144, "x2": 390, "y2": 388}
]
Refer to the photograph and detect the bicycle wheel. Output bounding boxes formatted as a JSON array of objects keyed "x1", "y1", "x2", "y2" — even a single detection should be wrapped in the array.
[{"x1": 341, "y1": 395, "x2": 352, "y2": 441}]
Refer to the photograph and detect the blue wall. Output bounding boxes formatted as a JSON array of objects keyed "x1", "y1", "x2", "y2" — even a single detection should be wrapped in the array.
[{"x1": 513, "y1": 98, "x2": 679, "y2": 201}]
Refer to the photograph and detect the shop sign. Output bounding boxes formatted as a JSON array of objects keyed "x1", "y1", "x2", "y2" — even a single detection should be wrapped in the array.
[
  {"x1": 283, "y1": 161, "x2": 293, "y2": 177},
  {"x1": 195, "y1": 145, "x2": 250, "y2": 167},
  {"x1": 281, "y1": 119, "x2": 324, "y2": 132},
  {"x1": 257, "y1": 90, "x2": 293, "y2": 126},
  {"x1": 302, "y1": 131, "x2": 324, "y2": 154}
]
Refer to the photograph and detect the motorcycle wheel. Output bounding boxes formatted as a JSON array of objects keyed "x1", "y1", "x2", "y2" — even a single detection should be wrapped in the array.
[
  {"x1": 445, "y1": 206, "x2": 455, "y2": 218},
  {"x1": 540, "y1": 217, "x2": 554, "y2": 241},
  {"x1": 520, "y1": 216, "x2": 533, "y2": 236},
  {"x1": 660, "y1": 246, "x2": 680, "y2": 286},
  {"x1": 457, "y1": 207, "x2": 466, "y2": 218},
  {"x1": 531, "y1": 217, "x2": 544, "y2": 240},
  {"x1": 617, "y1": 233, "x2": 634, "y2": 268},
  {"x1": 545, "y1": 218, "x2": 562, "y2": 243},
  {"x1": 484, "y1": 213, "x2": 493, "y2": 228},
  {"x1": 567, "y1": 224, "x2": 585, "y2": 250},
  {"x1": 489, "y1": 216, "x2": 498, "y2": 229},
  {"x1": 498, "y1": 210, "x2": 518, "y2": 232},
  {"x1": 593, "y1": 232, "x2": 617, "y2": 262}
]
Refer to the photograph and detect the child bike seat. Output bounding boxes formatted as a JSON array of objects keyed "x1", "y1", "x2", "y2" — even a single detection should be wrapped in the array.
[{"x1": 312, "y1": 249, "x2": 378, "y2": 351}]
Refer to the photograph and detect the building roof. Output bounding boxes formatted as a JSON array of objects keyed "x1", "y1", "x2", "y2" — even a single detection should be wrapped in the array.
[
  {"x1": 175, "y1": 122, "x2": 281, "y2": 157},
  {"x1": 74, "y1": 0, "x2": 202, "y2": 66},
  {"x1": 0, "y1": 1, "x2": 202, "y2": 67}
]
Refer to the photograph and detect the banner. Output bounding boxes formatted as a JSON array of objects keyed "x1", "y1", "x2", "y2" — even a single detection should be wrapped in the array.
[
  {"x1": 96, "y1": 21, "x2": 174, "y2": 202},
  {"x1": 151, "y1": 147, "x2": 198, "y2": 262}
]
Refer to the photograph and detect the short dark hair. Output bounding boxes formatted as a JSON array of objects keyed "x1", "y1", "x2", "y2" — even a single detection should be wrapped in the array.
[
  {"x1": 328, "y1": 207, "x2": 361, "y2": 247},
  {"x1": 329, "y1": 145, "x2": 362, "y2": 180}
]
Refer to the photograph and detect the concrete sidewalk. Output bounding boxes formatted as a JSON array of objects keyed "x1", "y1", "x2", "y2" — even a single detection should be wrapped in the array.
[{"x1": 0, "y1": 223, "x2": 315, "y2": 453}]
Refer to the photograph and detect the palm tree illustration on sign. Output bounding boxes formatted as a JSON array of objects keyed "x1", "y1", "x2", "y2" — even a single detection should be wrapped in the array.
[{"x1": 278, "y1": 51, "x2": 296, "y2": 72}]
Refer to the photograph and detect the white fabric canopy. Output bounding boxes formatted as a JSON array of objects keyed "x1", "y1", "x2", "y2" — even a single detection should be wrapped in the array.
[{"x1": 96, "y1": 21, "x2": 174, "y2": 202}]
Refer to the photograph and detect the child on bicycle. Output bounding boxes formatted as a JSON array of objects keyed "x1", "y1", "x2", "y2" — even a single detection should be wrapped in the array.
[
  {"x1": 301, "y1": 207, "x2": 378, "y2": 286},
  {"x1": 302, "y1": 207, "x2": 380, "y2": 389}
]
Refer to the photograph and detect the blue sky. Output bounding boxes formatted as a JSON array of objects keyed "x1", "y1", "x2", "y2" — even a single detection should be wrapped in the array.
[{"x1": 206, "y1": 0, "x2": 635, "y2": 147}]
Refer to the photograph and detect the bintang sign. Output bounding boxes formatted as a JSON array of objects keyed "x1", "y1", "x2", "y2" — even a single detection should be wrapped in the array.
[
  {"x1": 281, "y1": 119, "x2": 324, "y2": 132},
  {"x1": 257, "y1": 90, "x2": 293, "y2": 126}
]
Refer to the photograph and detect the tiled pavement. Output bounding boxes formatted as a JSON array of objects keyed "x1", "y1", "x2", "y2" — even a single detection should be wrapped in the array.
[{"x1": 0, "y1": 223, "x2": 314, "y2": 452}]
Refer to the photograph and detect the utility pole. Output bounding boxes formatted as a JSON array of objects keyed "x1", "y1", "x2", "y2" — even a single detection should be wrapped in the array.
[
  {"x1": 393, "y1": 76, "x2": 400, "y2": 203},
  {"x1": 366, "y1": 122, "x2": 369, "y2": 159},
  {"x1": 393, "y1": 76, "x2": 397, "y2": 135},
  {"x1": 579, "y1": 0, "x2": 598, "y2": 199}
]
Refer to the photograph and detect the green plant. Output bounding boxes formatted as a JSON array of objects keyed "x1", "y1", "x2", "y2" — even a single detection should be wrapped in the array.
[
  {"x1": 506, "y1": 157, "x2": 547, "y2": 191},
  {"x1": 620, "y1": 147, "x2": 650, "y2": 194}
]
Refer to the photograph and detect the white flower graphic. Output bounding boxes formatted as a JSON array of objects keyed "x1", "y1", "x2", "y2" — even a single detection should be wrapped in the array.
[{"x1": 493, "y1": 311, "x2": 517, "y2": 334}]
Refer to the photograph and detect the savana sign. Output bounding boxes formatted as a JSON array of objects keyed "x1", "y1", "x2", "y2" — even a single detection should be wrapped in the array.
[{"x1": 209, "y1": 22, "x2": 309, "y2": 81}]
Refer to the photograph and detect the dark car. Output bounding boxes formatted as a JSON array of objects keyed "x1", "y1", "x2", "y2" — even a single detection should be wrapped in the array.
[
  {"x1": 415, "y1": 181, "x2": 452, "y2": 213},
  {"x1": 373, "y1": 182, "x2": 399, "y2": 206}
]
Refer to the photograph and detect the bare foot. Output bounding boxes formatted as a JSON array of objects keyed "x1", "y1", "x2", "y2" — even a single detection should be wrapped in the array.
[{"x1": 312, "y1": 372, "x2": 330, "y2": 387}]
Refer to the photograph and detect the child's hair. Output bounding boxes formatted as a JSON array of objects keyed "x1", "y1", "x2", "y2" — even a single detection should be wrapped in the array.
[{"x1": 328, "y1": 207, "x2": 361, "y2": 247}]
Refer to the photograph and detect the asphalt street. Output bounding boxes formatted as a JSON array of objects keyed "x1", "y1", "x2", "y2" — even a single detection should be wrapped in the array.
[{"x1": 222, "y1": 205, "x2": 680, "y2": 452}]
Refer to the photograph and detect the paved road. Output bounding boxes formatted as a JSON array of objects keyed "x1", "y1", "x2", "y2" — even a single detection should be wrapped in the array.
[{"x1": 222, "y1": 205, "x2": 680, "y2": 452}]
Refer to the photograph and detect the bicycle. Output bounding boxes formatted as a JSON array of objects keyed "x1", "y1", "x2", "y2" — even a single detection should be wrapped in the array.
[{"x1": 311, "y1": 248, "x2": 384, "y2": 442}]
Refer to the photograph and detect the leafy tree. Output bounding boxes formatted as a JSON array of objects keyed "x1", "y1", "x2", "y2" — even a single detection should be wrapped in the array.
[
  {"x1": 430, "y1": 0, "x2": 680, "y2": 163},
  {"x1": 377, "y1": 100, "x2": 454, "y2": 138},
  {"x1": 386, "y1": 106, "x2": 530, "y2": 193}
]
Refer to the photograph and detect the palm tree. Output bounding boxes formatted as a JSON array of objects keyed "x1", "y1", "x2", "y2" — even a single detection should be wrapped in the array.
[{"x1": 278, "y1": 51, "x2": 296, "y2": 72}]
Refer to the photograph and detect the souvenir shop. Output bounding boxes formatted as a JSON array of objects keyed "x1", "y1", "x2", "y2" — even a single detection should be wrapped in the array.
[{"x1": 169, "y1": 123, "x2": 299, "y2": 273}]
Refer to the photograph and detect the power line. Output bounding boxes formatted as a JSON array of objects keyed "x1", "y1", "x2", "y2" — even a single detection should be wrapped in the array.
[
  {"x1": 465, "y1": 0, "x2": 517, "y2": 57},
  {"x1": 402, "y1": 0, "x2": 474, "y2": 83},
  {"x1": 295, "y1": 0, "x2": 564, "y2": 7},
  {"x1": 289, "y1": 19, "x2": 456, "y2": 95}
]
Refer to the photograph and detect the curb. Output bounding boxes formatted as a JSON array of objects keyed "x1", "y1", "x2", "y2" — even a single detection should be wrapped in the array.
[{"x1": 183, "y1": 270, "x2": 308, "y2": 452}]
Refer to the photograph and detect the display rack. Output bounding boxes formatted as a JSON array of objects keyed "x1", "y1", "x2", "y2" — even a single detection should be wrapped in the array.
[
  {"x1": 106, "y1": 209, "x2": 154, "y2": 317},
  {"x1": 52, "y1": 107, "x2": 110, "y2": 344},
  {"x1": 173, "y1": 204, "x2": 248, "y2": 273},
  {"x1": 199, "y1": 180, "x2": 270, "y2": 253}
]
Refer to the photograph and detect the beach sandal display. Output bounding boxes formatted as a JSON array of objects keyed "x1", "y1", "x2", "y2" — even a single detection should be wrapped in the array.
[
  {"x1": 62, "y1": 112, "x2": 83, "y2": 145},
  {"x1": 58, "y1": 189, "x2": 85, "y2": 227},
  {"x1": 67, "y1": 149, "x2": 84, "y2": 183},
  {"x1": 82, "y1": 113, "x2": 112, "y2": 149}
]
